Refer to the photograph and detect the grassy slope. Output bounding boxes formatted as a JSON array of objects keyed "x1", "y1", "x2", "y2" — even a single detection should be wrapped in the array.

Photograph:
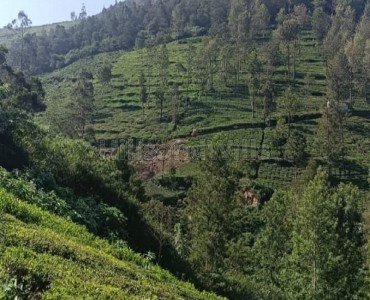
[
  {"x1": 0, "y1": 188, "x2": 222, "y2": 299},
  {"x1": 39, "y1": 32, "x2": 369, "y2": 190},
  {"x1": 41, "y1": 33, "x2": 326, "y2": 141}
]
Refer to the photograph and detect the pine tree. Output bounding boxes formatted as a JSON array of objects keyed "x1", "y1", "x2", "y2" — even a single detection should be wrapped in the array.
[
  {"x1": 184, "y1": 135, "x2": 237, "y2": 287},
  {"x1": 285, "y1": 171, "x2": 366, "y2": 299}
]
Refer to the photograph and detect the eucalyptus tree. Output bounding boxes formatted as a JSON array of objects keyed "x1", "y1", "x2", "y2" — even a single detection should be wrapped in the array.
[
  {"x1": 7, "y1": 11, "x2": 32, "y2": 70},
  {"x1": 275, "y1": 5, "x2": 308, "y2": 86}
]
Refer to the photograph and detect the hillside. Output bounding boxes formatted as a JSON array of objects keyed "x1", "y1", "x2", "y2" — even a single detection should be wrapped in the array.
[
  {"x1": 39, "y1": 32, "x2": 369, "y2": 191},
  {"x1": 1, "y1": 0, "x2": 369, "y2": 298},
  {"x1": 0, "y1": 187, "x2": 221, "y2": 299}
]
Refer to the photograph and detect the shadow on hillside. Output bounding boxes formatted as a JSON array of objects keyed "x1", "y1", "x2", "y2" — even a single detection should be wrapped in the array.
[{"x1": 352, "y1": 110, "x2": 370, "y2": 120}]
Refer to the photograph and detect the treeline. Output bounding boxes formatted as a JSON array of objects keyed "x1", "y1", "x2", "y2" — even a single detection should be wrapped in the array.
[{"x1": 5, "y1": 0, "x2": 367, "y2": 75}]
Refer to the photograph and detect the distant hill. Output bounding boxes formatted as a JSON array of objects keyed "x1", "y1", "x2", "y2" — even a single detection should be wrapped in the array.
[{"x1": 0, "y1": 21, "x2": 77, "y2": 47}]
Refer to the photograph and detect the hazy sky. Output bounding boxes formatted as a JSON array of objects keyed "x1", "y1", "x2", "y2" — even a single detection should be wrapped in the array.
[{"x1": 0, "y1": 0, "x2": 121, "y2": 27}]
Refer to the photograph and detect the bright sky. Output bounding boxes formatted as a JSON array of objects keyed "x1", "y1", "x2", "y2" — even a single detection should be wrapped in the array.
[{"x1": 0, "y1": 0, "x2": 121, "y2": 27}]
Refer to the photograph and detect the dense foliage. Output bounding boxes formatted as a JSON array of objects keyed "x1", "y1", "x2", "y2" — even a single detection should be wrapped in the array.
[
  {"x1": 0, "y1": 0, "x2": 369, "y2": 298},
  {"x1": 4, "y1": 0, "x2": 367, "y2": 75},
  {"x1": 0, "y1": 189, "x2": 221, "y2": 299}
]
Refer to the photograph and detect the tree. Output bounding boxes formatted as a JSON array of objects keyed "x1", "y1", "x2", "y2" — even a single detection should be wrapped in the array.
[
  {"x1": 199, "y1": 38, "x2": 219, "y2": 92},
  {"x1": 139, "y1": 71, "x2": 148, "y2": 119},
  {"x1": 144, "y1": 44, "x2": 157, "y2": 102},
  {"x1": 154, "y1": 90, "x2": 166, "y2": 123},
  {"x1": 70, "y1": 11, "x2": 77, "y2": 21},
  {"x1": 261, "y1": 73, "x2": 274, "y2": 125},
  {"x1": 278, "y1": 88, "x2": 300, "y2": 137},
  {"x1": 171, "y1": 83, "x2": 180, "y2": 129},
  {"x1": 329, "y1": 183, "x2": 366, "y2": 298},
  {"x1": 327, "y1": 51, "x2": 352, "y2": 103},
  {"x1": 142, "y1": 200, "x2": 175, "y2": 263},
  {"x1": 185, "y1": 42, "x2": 196, "y2": 98},
  {"x1": 184, "y1": 135, "x2": 237, "y2": 287},
  {"x1": 0, "y1": 46, "x2": 8, "y2": 66},
  {"x1": 194, "y1": 46, "x2": 209, "y2": 99},
  {"x1": 285, "y1": 171, "x2": 366, "y2": 299},
  {"x1": 0, "y1": 68, "x2": 45, "y2": 114},
  {"x1": 284, "y1": 130, "x2": 307, "y2": 167},
  {"x1": 323, "y1": 4, "x2": 355, "y2": 61},
  {"x1": 228, "y1": 0, "x2": 269, "y2": 44},
  {"x1": 345, "y1": 4, "x2": 370, "y2": 102},
  {"x1": 312, "y1": 0, "x2": 331, "y2": 44},
  {"x1": 155, "y1": 44, "x2": 170, "y2": 122},
  {"x1": 275, "y1": 5, "x2": 308, "y2": 86},
  {"x1": 246, "y1": 49, "x2": 263, "y2": 118},
  {"x1": 314, "y1": 108, "x2": 347, "y2": 175},
  {"x1": 7, "y1": 11, "x2": 32, "y2": 70},
  {"x1": 71, "y1": 72, "x2": 95, "y2": 138},
  {"x1": 253, "y1": 190, "x2": 295, "y2": 298},
  {"x1": 97, "y1": 64, "x2": 112, "y2": 84},
  {"x1": 79, "y1": 3, "x2": 88, "y2": 20}
]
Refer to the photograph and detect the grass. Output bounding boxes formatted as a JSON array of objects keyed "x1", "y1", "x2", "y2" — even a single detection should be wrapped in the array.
[{"x1": 0, "y1": 188, "x2": 222, "y2": 299}]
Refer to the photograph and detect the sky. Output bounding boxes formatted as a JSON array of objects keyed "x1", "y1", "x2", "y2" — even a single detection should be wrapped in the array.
[{"x1": 0, "y1": 0, "x2": 121, "y2": 27}]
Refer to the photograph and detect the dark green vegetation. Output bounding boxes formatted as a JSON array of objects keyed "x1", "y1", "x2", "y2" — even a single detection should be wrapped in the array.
[
  {"x1": 1, "y1": 0, "x2": 370, "y2": 299},
  {"x1": 0, "y1": 187, "x2": 221, "y2": 299}
]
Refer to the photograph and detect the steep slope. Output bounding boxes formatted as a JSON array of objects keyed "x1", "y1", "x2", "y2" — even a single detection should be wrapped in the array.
[{"x1": 0, "y1": 188, "x2": 222, "y2": 299}]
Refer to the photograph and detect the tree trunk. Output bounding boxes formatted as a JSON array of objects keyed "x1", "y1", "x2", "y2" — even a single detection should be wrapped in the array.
[
  {"x1": 293, "y1": 41, "x2": 297, "y2": 86},
  {"x1": 287, "y1": 44, "x2": 291, "y2": 86},
  {"x1": 160, "y1": 100, "x2": 163, "y2": 122},
  {"x1": 252, "y1": 93, "x2": 255, "y2": 118},
  {"x1": 21, "y1": 28, "x2": 24, "y2": 70}
]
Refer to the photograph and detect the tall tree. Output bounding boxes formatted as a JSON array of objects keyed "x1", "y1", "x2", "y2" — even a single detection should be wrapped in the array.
[
  {"x1": 275, "y1": 5, "x2": 308, "y2": 86},
  {"x1": 185, "y1": 42, "x2": 196, "y2": 98},
  {"x1": 323, "y1": 4, "x2": 355, "y2": 61},
  {"x1": 155, "y1": 44, "x2": 170, "y2": 122},
  {"x1": 143, "y1": 200, "x2": 175, "y2": 263},
  {"x1": 278, "y1": 88, "x2": 300, "y2": 137},
  {"x1": 345, "y1": 3, "x2": 370, "y2": 102},
  {"x1": 7, "y1": 11, "x2": 32, "y2": 70},
  {"x1": 253, "y1": 190, "x2": 295, "y2": 298},
  {"x1": 184, "y1": 135, "x2": 237, "y2": 287},
  {"x1": 71, "y1": 72, "x2": 95, "y2": 138},
  {"x1": 139, "y1": 71, "x2": 148, "y2": 119},
  {"x1": 314, "y1": 107, "x2": 347, "y2": 175},
  {"x1": 171, "y1": 83, "x2": 180, "y2": 129},
  {"x1": 285, "y1": 171, "x2": 366, "y2": 299},
  {"x1": 79, "y1": 3, "x2": 88, "y2": 20},
  {"x1": 312, "y1": 0, "x2": 331, "y2": 44},
  {"x1": 327, "y1": 51, "x2": 352, "y2": 103},
  {"x1": 261, "y1": 73, "x2": 274, "y2": 125},
  {"x1": 246, "y1": 49, "x2": 263, "y2": 118}
]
